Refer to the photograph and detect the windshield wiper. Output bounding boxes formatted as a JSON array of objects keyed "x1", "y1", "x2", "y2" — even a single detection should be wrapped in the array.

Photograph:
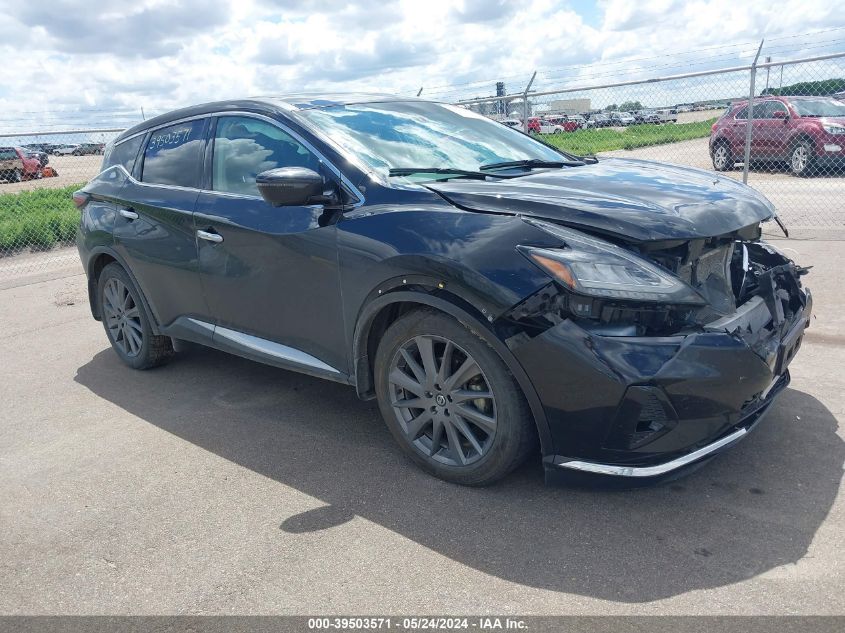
[
  {"x1": 388, "y1": 167, "x2": 513, "y2": 180},
  {"x1": 479, "y1": 158, "x2": 586, "y2": 171}
]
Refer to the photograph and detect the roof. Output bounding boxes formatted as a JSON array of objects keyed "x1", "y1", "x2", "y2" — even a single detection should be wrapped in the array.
[{"x1": 116, "y1": 93, "x2": 416, "y2": 143}]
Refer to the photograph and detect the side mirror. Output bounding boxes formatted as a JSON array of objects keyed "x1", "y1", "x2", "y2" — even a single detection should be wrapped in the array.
[
  {"x1": 256, "y1": 167, "x2": 337, "y2": 207},
  {"x1": 772, "y1": 110, "x2": 788, "y2": 119}
]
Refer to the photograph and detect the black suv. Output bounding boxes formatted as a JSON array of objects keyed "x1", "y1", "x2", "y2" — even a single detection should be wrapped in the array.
[{"x1": 76, "y1": 95, "x2": 811, "y2": 486}]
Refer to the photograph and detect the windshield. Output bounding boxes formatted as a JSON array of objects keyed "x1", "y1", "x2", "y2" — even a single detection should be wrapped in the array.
[
  {"x1": 789, "y1": 98, "x2": 845, "y2": 117},
  {"x1": 297, "y1": 101, "x2": 570, "y2": 178}
]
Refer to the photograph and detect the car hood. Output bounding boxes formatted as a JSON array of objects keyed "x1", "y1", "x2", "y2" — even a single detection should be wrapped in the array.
[{"x1": 426, "y1": 158, "x2": 775, "y2": 242}]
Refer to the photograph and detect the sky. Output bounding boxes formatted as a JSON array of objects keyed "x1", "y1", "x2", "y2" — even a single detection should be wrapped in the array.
[{"x1": 0, "y1": 0, "x2": 844, "y2": 134}]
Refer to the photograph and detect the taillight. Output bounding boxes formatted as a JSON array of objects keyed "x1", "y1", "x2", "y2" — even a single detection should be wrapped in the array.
[
  {"x1": 72, "y1": 191, "x2": 90, "y2": 209},
  {"x1": 711, "y1": 123, "x2": 717, "y2": 133}
]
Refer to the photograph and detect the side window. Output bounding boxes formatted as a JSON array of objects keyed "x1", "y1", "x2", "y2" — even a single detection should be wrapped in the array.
[
  {"x1": 102, "y1": 135, "x2": 143, "y2": 174},
  {"x1": 765, "y1": 101, "x2": 789, "y2": 119},
  {"x1": 734, "y1": 107, "x2": 748, "y2": 120},
  {"x1": 141, "y1": 119, "x2": 206, "y2": 188},
  {"x1": 212, "y1": 116, "x2": 321, "y2": 197}
]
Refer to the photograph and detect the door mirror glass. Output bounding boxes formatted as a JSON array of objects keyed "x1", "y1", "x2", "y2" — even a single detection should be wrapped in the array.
[{"x1": 256, "y1": 167, "x2": 326, "y2": 207}]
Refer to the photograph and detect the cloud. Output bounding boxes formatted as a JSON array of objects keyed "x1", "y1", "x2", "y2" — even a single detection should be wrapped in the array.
[
  {"x1": 0, "y1": 0, "x2": 842, "y2": 133},
  {"x1": 13, "y1": 0, "x2": 232, "y2": 58}
]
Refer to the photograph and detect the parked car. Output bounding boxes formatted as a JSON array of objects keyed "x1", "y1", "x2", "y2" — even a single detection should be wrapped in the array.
[
  {"x1": 565, "y1": 114, "x2": 586, "y2": 129},
  {"x1": 0, "y1": 146, "x2": 42, "y2": 182},
  {"x1": 635, "y1": 109, "x2": 676, "y2": 124},
  {"x1": 77, "y1": 142, "x2": 106, "y2": 155},
  {"x1": 584, "y1": 113, "x2": 611, "y2": 128},
  {"x1": 709, "y1": 96, "x2": 845, "y2": 176},
  {"x1": 538, "y1": 117, "x2": 568, "y2": 134},
  {"x1": 53, "y1": 144, "x2": 80, "y2": 156},
  {"x1": 608, "y1": 111, "x2": 635, "y2": 126},
  {"x1": 23, "y1": 149, "x2": 50, "y2": 167},
  {"x1": 542, "y1": 116, "x2": 580, "y2": 133},
  {"x1": 75, "y1": 94, "x2": 811, "y2": 486},
  {"x1": 676, "y1": 105, "x2": 694, "y2": 113},
  {"x1": 500, "y1": 118, "x2": 524, "y2": 131},
  {"x1": 526, "y1": 116, "x2": 541, "y2": 133}
]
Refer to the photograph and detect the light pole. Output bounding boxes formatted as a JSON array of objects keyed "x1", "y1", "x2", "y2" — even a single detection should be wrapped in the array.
[{"x1": 764, "y1": 56, "x2": 771, "y2": 92}]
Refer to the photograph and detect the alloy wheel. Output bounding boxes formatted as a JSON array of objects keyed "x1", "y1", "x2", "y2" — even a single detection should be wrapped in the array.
[
  {"x1": 388, "y1": 335, "x2": 497, "y2": 467},
  {"x1": 102, "y1": 277, "x2": 144, "y2": 357},
  {"x1": 714, "y1": 145, "x2": 728, "y2": 170},
  {"x1": 791, "y1": 144, "x2": 808, "y2": 174}
]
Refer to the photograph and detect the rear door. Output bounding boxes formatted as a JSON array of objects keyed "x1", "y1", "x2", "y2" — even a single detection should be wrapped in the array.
[
  {"x1": 759, "y1": 100, "x2": 791, "y2": 159},
  {"x1": 113, "y1": 117, "x2": 210, "y2": 327},
  {"x1": 193, "y1": 114, "x2": 348, "y2": 373},
  {"x1": 728, "y1": 106, "x2": 748, "y2": 156}
]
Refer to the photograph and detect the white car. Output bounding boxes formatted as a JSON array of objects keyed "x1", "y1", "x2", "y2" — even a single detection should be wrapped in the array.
[
  {"x1": 53, "y1": 145, "x2": 80, "y2": 156},
  {"x1": 538, "y1": 119, "x2": 566, "y2": 134}
]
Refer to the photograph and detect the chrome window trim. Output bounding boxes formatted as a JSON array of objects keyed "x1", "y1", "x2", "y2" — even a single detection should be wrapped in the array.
[{"x1": 97, "y1": 110, "x2": 363, "y2": 206}]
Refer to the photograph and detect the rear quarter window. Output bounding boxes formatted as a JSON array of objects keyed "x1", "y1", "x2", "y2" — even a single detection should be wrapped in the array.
[
  {"x1": 140, "y1": 119, "x2": 207, "y2": 188},
  {"x1": 102, "y1": 135, "x2": 143, "y2": 175}
]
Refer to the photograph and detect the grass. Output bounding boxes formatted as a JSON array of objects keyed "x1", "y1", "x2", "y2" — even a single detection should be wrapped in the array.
[
  {"x1": 0, "y1": 184, "x2": 84, "y2": 254},
  {"x1": 540, "y1": 118, "x2": 717, "y2": 156}
]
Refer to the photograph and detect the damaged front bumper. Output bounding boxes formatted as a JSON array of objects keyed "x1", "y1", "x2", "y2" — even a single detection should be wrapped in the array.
[{"x1": 510, "y1": 281, "x2": 812, "y2": 485}]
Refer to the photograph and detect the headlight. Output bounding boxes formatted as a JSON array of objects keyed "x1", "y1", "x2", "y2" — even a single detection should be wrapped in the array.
[
  {"x1": 519, "y1": 220, "x2": 706, "y2": 305},
  {"x1": 822, "y1": 122, "x2": 845, "y2": 135}
]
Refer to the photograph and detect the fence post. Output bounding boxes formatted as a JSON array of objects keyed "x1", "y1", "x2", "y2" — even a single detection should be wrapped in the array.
[
  {"x1": 523, "y1": 71, "x2": 537, "y2": 133},
  {"x1": 743, "y1": 40, "x2": 764, "y2": 185}
]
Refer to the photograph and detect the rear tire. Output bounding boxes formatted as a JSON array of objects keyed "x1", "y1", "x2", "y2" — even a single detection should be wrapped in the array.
[
  {"x1": 97, "y1": 263, "x2": 173, "y2": 370},
  {"x1": 374, "y1": 309, "x2": 537, "y2": 486},
  {"x1": 712, "y1": 141, "x2": 734, "y2": 171},
  {"x1": 11, "y1": 169, "x2": 22, "y2": 182}
]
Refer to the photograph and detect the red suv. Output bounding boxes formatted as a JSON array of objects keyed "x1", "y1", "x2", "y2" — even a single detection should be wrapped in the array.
[
  {"x1": 0, "y1": 146, "x2": 43, "y2": 182},
  {"x1": 709, "y1": 96, "x2": 845, "y2": 176}
]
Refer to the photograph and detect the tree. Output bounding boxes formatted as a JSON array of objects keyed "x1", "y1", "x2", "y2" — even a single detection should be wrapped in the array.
[
  {"x1": 763, "y1": 78, "x2": 845, "y2": 97},
  {"x1": 604, "y1": 103, "x2": 617, "y2": 112},
  {"x1": 618, "y1": 100, "x2": 643, "y2": 112}
]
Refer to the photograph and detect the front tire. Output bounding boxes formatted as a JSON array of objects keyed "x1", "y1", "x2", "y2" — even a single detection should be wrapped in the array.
[
  {"x1": 789, "y1": 139, "x2": 814, "y2": 177},
  {"x1": 374, "y1": 309, "x2": 536, "y2": 486},
  {"x1": 98, "y1": 263, "x2": 173, "y2": 370}
]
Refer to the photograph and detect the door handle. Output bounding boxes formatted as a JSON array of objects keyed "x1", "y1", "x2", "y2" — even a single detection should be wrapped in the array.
[
  {"x1": 197, "y1": 229, "x2": 223, "y2": 244},
  {"x1": 119, "y1": 208, "x2": 139, "y2": 220}
]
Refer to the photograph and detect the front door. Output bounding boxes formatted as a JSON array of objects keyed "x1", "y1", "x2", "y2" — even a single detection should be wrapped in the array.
[{"x1": 194, "y1": 114, "x2": 348, "y2": 374}]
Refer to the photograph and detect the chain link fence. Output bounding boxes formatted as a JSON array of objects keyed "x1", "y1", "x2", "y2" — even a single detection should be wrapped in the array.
[
  {"x1": 1, "y1": 52, "x2": 844, "y2": 282},
  {"x1": 0, "y1": 129, "x2": 122, "y2": 281},
  {"x1": 454, "y1": 52, "x2": 845, "y2": 234}
]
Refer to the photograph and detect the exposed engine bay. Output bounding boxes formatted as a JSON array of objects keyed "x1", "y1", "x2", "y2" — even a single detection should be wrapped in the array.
[{"x1": 504, "y1": 227, "x2": 811, "y2": 364}]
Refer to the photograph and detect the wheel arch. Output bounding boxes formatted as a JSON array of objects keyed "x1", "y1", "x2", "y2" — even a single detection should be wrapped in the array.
[
  {"x1": 85, "y1": 247, "x2": 161, "y2": 335},
  {"x1": 352, "y1": 288, "x2": 554, "y2": 457}
]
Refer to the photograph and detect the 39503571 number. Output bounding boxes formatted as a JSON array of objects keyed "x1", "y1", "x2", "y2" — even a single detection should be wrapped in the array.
[{"x1": 148, "y1": 128, "x2": 192, "y2": 151}]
